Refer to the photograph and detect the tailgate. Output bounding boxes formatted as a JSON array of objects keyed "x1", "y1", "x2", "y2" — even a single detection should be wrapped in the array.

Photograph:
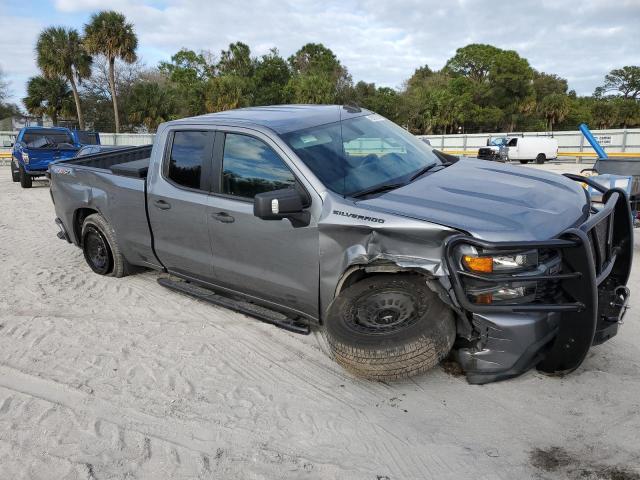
[{"x1": 26, "y1": 148, "x2": 77, "y2": 169}]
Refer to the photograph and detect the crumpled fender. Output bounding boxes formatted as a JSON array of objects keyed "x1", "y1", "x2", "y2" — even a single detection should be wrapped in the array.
[{"x1": 318, "y1": 193, "x2": 458, "y2": 318}]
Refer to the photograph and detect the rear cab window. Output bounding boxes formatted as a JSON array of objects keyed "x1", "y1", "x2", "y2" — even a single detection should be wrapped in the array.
[
  {"x1": 75, "y1": 131, "x2": 99, "y2": 145},
  {"x1": 221, "y1": 133, "x2": 295, "y2": 199},
  {"x1": 166, "y1": 130, "x2": 215, "y2": 191},
  {"x1": 22, "y1": 130, "x2": 74, "y2": 148}
]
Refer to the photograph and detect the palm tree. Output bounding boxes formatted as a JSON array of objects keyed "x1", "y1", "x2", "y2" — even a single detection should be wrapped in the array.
[
  {"x1": 539, "y1": 93, "x2": 570, "y2": 132},
  {"x1": 36, "y1": 27, "x2": 92, "y2": 130},
  {"x1": 128, "y1": 81, "x2": 175, "y2": 131},
  {"x1": 83, "y1": 11, "x2": 137, "y2": 133},
  {"x1": 23, "y1": 75, "x2": 74, "y2": 126}
]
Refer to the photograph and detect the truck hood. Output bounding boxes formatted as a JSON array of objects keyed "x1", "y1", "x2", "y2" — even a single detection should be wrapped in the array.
[{"x1": 357, "y1": 158, "x2": 589, "y2": 241}]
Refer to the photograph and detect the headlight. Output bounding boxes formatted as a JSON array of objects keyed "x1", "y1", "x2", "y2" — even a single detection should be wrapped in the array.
[
  {"x1": 21, "y1": 152, "x2": 29, "y2": 164},
  {"x1": 460, "y1": 246, "x2": 538, "y2": 273},
  {"x1": 466, "y1": 284, "x2": 537, "y2": 304},
  {"x1": 456, "y1": 245, "x2": 539, "y2": 304}
]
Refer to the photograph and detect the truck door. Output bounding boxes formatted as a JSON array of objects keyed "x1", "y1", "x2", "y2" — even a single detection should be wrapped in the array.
[
  {"x1": 507, "y1": 137, "x2": 519, "y2": 160},
  {"x1": 147, "y1": 129, "x2": 217, "y2": 282},
  {"x1": 207, "y1": 130, "x2": 320, "y2": 318}
]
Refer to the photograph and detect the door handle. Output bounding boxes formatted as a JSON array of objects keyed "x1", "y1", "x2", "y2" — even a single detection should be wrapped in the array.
[
  {"x1": 212, "y1": 212, "x2": 234, "y2": 223},
  {"x1": 154, "y1": 199, "x2": 171, "y2": 210}
]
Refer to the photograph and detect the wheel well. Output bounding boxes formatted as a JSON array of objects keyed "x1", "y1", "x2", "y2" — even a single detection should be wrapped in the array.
[
  {"x1": 74, "y1": 208, "x2": 99, "y2": 245},
  {"x1": 336, "y1": 265, "x2": 427, "y2": 298}
]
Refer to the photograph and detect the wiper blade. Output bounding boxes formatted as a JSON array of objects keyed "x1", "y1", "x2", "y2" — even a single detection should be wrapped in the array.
[
  {"x1": 350, "y1": 182, "x2": 405, "y2": 199},
  {"x1": 409, "y1": 162, "x2": 439, "y2": 182},
  {"x1": 409, "y1": 160, "x2": 456, "y2": 182}
]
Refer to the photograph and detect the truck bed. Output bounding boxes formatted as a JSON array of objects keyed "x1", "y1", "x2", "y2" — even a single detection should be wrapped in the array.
[
  {"x1": 50, "y1": 143, "x2": 159, "y2": 270},
  {"x1": 62, "y1": 145, "x2": 153, "y2": 178}
]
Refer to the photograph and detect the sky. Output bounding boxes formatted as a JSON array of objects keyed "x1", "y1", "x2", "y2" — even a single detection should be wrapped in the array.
[{"x1": 1, "y1": 0, "x2": 639, "y2": 106}]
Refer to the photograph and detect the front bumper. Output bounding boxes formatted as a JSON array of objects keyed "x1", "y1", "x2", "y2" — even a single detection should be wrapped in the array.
[{"x1": 446, "y1": 178, "x2": 633, "y2": 383}]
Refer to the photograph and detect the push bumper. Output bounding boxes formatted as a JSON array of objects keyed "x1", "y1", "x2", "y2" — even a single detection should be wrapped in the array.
[{"x1": 446, "y1": 178, "x2": 633, "y2": 384}]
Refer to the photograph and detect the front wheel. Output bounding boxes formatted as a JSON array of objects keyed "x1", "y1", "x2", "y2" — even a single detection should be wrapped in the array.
[
  {"x1": 324, "y1": 274, "x2": 456, "y2": 381},
  {"x1": 19, "y1": 164, "x2": 32, "y2": 188},
  {"x1": 81, "y1": 213, "x2": 129, "y2": 277},
  {"x1": 11, "y1": 160, "x2": 20, "y2": 182}
]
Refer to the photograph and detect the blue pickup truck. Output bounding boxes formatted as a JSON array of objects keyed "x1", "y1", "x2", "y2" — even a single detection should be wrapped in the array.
[{"x1": 10, "y1": 127, "x2": 100, "y2": 188}]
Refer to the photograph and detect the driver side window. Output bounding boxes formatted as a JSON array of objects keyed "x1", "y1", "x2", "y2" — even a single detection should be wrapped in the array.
[{"x1": 222, "y1": 133, "x2": 295, "y2": 199}]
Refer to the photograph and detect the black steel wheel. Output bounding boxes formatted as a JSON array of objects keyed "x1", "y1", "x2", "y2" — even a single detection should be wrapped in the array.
[
  {"x1": 325, "y1": 274, "x2": 456, "y2": 380},
  {"x1": 83, "y1": 225, "x2": 113, "y2": 275},
  {"x1": 345, "y1": 288, "x2": 420, "y2": 335},
  {"x1": 80, "y1": 213, "x2": 131, "y2": 277}
]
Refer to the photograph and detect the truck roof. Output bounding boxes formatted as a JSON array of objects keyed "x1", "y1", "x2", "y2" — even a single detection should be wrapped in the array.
[
  {"x1": 167, "y1": 104, "x2": 373, "y2": 134},
  {"x1": 21, "y1": 126, "x2": 72, "y2": 132}
]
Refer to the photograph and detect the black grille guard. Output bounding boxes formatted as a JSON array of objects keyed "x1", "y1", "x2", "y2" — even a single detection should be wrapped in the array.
[{"x1": 444, "y1": 174, "x2": 633, "y2": 373}]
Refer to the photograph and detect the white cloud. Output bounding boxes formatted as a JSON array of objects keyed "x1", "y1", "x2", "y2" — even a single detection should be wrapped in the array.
[
  {"x1": 3, "y1": 0, "x2": 639, "y2": 104},
  {"x1": 0, "y1": 14, "x2": 42, "y2": 102}
]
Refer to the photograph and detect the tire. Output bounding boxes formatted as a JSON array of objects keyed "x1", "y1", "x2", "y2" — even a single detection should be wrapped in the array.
[
  {"x1": 324, "y1": 274, "x2": 456, "y2": 381},
  {"x1": 11, "y1": 160, "x2": 20, "y2": 182},
  {"x1": 19, "y1": 164, "x2": 32, "y2": 188},
  {"x1": 81, "y1": 213, "x2": 128, "y2": 277},
  {"x1": 535, "y1": 153, "x2": 546, "y2": 164},
  {"x1": 519, "y1": 160, "x2": 529, "y2": 164}
]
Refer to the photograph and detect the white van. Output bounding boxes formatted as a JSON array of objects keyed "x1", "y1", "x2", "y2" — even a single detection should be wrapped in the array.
[{"x1": 506, "y1": 136, "x2": 558, "y2": 164}]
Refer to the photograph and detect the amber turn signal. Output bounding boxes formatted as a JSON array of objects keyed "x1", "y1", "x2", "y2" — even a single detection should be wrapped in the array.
[
  {"x1": 474, "y1": 293, "x2": 493, "y2": 304},
  {"x1": 462, "y1": 255, "x2": 493, "y2": 273}
]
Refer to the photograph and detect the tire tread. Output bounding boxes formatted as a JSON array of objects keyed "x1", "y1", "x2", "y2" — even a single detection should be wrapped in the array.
[
  {"x1": 325, "y1": 274, "x2": 455, "y2": 381},
  {"x1": 82, "y1": 213, "x2": 129, "y2": 278}
]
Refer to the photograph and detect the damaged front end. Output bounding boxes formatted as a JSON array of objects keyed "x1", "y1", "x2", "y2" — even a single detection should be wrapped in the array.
[
  {"x1": 446, "y1": 179, "x2": 632, "y2": 384},
  {"x1": 319, "y1": 176, "x2": 632, "y2": 385}
]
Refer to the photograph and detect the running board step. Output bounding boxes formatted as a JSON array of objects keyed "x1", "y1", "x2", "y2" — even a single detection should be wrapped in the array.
[{"x1": 157, "y1": 277, "x2": 310, "y2": 335}]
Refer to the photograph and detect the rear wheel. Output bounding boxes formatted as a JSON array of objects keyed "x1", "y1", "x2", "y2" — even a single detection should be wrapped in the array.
[
  {"x1": 81, "y1": 213, "x2": 128, "y2": 277},
  {"x1": 10, "y1": 160, "x2": 20, "y2": 182},
  {"x1": 19, "y1": 165, "x2": 32, "y2": 188},
  {"x1": 324, "y1": 274, "x2": 456, "y2": 381},
  {"x1": 535, "y1": 153, "x2": 546, "y2": 164}
]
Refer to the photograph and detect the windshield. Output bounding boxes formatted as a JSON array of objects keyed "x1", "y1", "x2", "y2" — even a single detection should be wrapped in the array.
[
  {"x1": 281, "y1": 114, "x2": 440, "y2": 196},
  {"x1": 23, "y1": 130, "x2": 74, "y2": 148},
  {"x1": 489, "y1": 137, "x2": 507, "y2": 147}
]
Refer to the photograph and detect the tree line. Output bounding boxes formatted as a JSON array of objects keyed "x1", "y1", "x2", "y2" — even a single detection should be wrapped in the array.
[{"x1": 1, "y1": 10, "x2": 638, "y2": 134}]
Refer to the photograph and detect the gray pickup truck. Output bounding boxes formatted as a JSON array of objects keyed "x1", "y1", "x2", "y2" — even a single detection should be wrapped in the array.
[{"x1": 49, "y1": 105, "x2": 633, "y2": 384}]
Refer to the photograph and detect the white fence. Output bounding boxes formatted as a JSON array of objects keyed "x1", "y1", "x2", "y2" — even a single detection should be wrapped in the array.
[
  {"x1": 0, "y1": 131, "x2": 155, "y2": 164},
  {"x1": 2, "y1": 128, "x2": 640, "y2": 164},
  {"x1": 419, "y1": 128, "x2": 640, "y2": 162},
  {"x1": 0, "y1": 131, "x2": 155, "y2": 148},
  {"x1": 98, "y1": 133, "x2": 155, "y2": 146}
]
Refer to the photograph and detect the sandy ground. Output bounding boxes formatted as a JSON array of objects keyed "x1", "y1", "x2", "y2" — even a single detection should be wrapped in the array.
[{"x1": 0, "y1": 162, "x2": 639, "y2": 480}]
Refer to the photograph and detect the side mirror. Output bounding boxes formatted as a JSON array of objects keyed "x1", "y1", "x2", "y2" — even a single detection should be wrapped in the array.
[
  {"x1": 486, "y1": 139, "x2": 491, "y2": 146},
  {"x1": 254, "y1": 188, "x2": 310, "y2": 227}
]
